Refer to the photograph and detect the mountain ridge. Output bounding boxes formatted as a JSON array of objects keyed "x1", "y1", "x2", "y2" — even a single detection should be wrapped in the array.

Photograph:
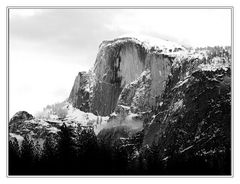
[{"x1": 9, "y1": 36, "x2": 231, "y2": 175}]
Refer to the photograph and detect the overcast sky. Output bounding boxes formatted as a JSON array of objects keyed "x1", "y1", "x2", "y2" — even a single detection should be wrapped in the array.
[{"x1": 9, "y1": 8, "x2": 231, "y2": 117}]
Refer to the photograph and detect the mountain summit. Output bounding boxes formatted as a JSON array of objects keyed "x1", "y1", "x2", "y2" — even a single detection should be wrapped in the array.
[
  {"x1": 68, "y1": 37, "x2": 185, "y2": 116},
  {"x1": 9, "y1": 36, "x2": 231, "y2": 175}
]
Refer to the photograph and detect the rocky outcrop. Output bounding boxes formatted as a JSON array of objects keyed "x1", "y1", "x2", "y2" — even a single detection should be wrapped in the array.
[
  {"x1": 90, "y1": 38, "x2": 147, "y2": 116},
  {"x1": 9, "y1": 103, "x2": 110, "y2": 143},
  {"x1": 10, "y1": 111, "x2": 33, "y2": 122},
  {"x1": 69, "y1": 37, "x2": 183, "y2": 116},
  {"x1": 142, "y1": 49, "x2": 231, "y2": 167},
  {"x1": 117, "y1": 70, "x2": 152, "y2": 113},
  {"x1": 9, "y1": 111, "x2": 60, "y2": 141},
  {"x1": 68, "y1": 72, "x2": 91, "y2": 112}
]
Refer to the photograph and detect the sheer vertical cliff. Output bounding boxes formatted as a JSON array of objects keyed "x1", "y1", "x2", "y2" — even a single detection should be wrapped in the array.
[
  {"x1": 67, "y1": 37, "x2": 231, "y2": 158},
  {"x1": 68, "y1": 71, "x2": 91, "y2": 112},
  {"x1": 68, "y1": 37, "x2": 184, "y2": 116}
]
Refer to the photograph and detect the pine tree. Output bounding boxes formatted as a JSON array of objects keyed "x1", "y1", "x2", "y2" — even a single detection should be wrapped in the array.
[
  {"x1": 112, "y1": 140, "x2": 129, "y2": 174},
  {"x1": 8, "y1": 138, "x2": 20, "y2": 175},
  {"x1": 20, "y1": 135, "x2": 35, "y2": 174},
  {"x1": 34, "y1": 141, "x2": 42, "y2": 161},
  {"x1": 41, "y1": 134, "x2": 58, "y2": 174},
  {"x1": 141, "y1": 141, "x2": 165, "y2": 174},
  {"x1": 57, "y1": 123, "x2": 76, "y2": 174},
  {"x1": 75, "y1": 126, "x2": 98, "y2": 174},
  {"x1": 42, "y1": 135, "x2": 56, "y2": 160}
]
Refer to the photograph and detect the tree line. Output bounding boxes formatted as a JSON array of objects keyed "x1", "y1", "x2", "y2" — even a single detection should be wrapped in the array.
[{"x1": 9, "y1": 123, "x2": 230, "y2": 175}]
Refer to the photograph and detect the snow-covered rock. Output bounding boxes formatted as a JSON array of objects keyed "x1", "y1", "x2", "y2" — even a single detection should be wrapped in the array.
[
  {"x1": 65, "y1": 103, "x2": 109, "y2": 134},
  {"x1": 143, "y1": 47, "x2": 231, "y2": 164},
  {"x1": 69, "y1": 36, "x2": 182, "y2": 116},
  {"x1": 68, "y1": 71, "x2": 93, "y2": 112}
]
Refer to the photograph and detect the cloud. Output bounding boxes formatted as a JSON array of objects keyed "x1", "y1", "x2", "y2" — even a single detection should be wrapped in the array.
[
  {"x1": 10, "y1": 9, "x2": 123, "y2": 51},
  {"x1": 105, "y1": 9, "x2": 231, "y2": 47}
]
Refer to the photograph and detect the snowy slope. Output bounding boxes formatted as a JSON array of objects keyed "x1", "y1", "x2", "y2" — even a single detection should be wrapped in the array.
[{"x1": 65, "y1": 103, "x2": 109, "y2": 134}]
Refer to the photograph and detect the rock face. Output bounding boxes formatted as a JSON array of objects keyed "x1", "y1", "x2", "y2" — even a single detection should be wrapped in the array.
[
  {"x1": 142, "y1": 49, "x2": 231, "y2": 169},
  {"x1": 117, "y1": 70, "x2": 152, "y2": 113},
  {"x1": 9, "y1": 101, "x2": 110, "y2": 144},
  {"x1": 10, "y1": 111, "x2": 33, "y2": 122},
  {"x1": 67, "y1": 37, "x2": 231, "y2": 162},
  {"x1": 68, "y1": 72, "x2": 91, "y2": 112},
  {"x1": 69, "y1": 37, "x2": 183, "y2": 116},
  {"x1": 9, "y1": 111, "x2": 60, "y2": 142}
]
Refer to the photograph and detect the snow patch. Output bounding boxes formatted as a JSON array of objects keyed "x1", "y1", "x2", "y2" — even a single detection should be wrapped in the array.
[
  {"x1": 173, "y1": 99, "x2": 183, "y2": 112},
  {"x1": 118, "y1": 34, "x2": 185, "y2": 53},
  {"x1": 47, "y1": 127, "x2": 59, "y2": 133},
  {"x1": 173, "y1": 77, "x2": 190, "y2": 89},
  {"x1": 65, "y1": 104, "x2": 109, "y2": 134},
  {"x1": 198, "y1": 62, "x2": 230, "y2": 71},
  {"x1": 9, "y1": 133, "x2": 24, "y2": 144}
]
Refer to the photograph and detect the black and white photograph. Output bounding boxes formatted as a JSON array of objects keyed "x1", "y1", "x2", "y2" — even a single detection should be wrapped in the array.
[{"x1": 7, "y1": 7, "x2": 232, "y2": 176}]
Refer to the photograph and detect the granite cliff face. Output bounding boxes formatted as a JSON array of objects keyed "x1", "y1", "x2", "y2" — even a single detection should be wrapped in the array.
[
  {"x1": 66, "y1": 38, "x2": 231, "y2": 161},
  {"x1": 68, "y1": 71, "x2": 92, "y2": 112},
  {"x1": 68, "y1": 37, "x2": 184, "y2": 116},
  {"x1": 142, "y1": 49, "x2": 231, "y2": 168}
]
